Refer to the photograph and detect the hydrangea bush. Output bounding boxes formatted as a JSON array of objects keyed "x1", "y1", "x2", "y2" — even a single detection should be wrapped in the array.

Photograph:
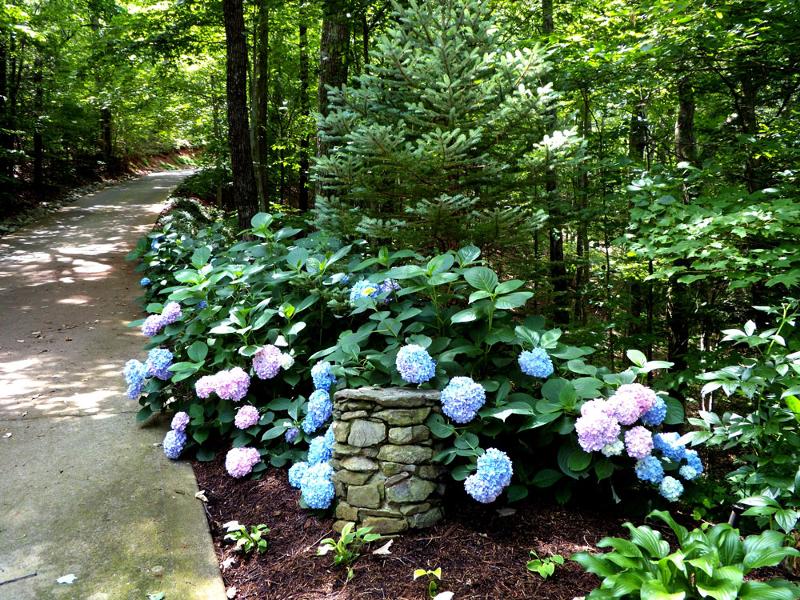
[{"x1": 126, "y1": 211, "x2": 688, "y2": 507}]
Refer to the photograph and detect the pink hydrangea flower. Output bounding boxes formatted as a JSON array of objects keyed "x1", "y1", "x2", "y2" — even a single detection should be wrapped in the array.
[
  {"x1": 606, "y1": 392, "x2": 642, "y2": 425},
  {"x1": 253, "y1": 345, "x2": 283, "y2": 380},
  {"x1": 162, "y1": 301, "x2": 182, "y2": 324},
  {"x1": 576, "y1": 407, "x2": 621, "y2": 452},
  {"x1": 171, "y1": 411, "x2": 190, "y2": 431},
  {"x1": 215, "y1": 367, "x2": 250, "y2": 402},
  {"x1": 234, "y1": 405, "x2": 260, "y2": 430},
  {"x1": 225, "y1": 447, "x2": 261, "y2": 478},
  {"x1": 625, "y1": 426, "x2": 654, "y2": 459},
  {"x1": 616, "y1": 383, "x2": 656, "y2": 416},
  {"x1": 141, "y1": 314, "x2": 166, "y2": 337},
  {"x1": 195, "y1": 375, "x2": 218, "y2": 399}
]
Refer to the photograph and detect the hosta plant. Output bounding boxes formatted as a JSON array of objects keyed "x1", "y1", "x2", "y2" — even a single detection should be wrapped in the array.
[{"x1": 573, "y1": 510, "x2": 800, "y2": 600}]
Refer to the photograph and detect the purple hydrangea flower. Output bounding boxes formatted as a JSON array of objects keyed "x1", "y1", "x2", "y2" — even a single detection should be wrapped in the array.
[
  {"x1": 396, "y1": 344, "x2": 436, "y2": 384},
  {"x1": 607, "y1": 391, "x2": 643, "y2": 426},
  {"x1": 440, "y1": 377, "x2": 486, "y2": 424},
  {"x1": 659, "y1": 475, "x2": 684, "y2": 502},
  {"x1": 123, "y1": 359, "x2": 148, "y2": 399},
  {"x1": 311, "y1": 361, "x2": 336, "y2": 391},
  {"x1": 214, "y1": 367, "x2": 250, "y2": 402},
  {"x1": 302, "y1": 390, "x2": 332, "y2": 434},
  {"x1": 225, "y1": 447, "x2": 261, "y2": 478},
  {"x1": 171, "y1": 411, "x2": 190, "y2": 432},
  {"x1": 141, "y1": 314, "x2": 166, "y2": 337},
  {"x1": 145, "y1": 348, "x2": 173, "y2": 381},
  {"x1": 518, "y1": 348, "x2": 554, "y2": 379},
  {"x1": 575, "y1": 404, "x2": 621, "y2": 452},
  {"x1": 253, "y1": 345, "x2": 283, "y2": 380},
  {"x1": 641, "y1": 396, "x2": 668, "y2": 426},
  {"x1": 163, "y1": 429, "x2": 187, "y2": 460},
  {"x1": 161, "y1": 302, "x2": 182, "y2": 325},
  {"x1": 288, "y1": 461, "x2": 308, "y2": 488},
  {"x1": 285, "y1": 426, "x2": 300, "y2": 444},
  {"x1": 377, "y1": 278, "x2": 401, "y2": 302},
  {"x1": 624, "y1": 426, "x2": 654, "y2": 459},
  {"x1": 234, "y1": 405, "x2": 260, "y2": 430},
  {"x1": 614, "y1": 383, "x2": 656, "y2": 417},
  {"x1": 635, "y1": 455, "x2": 665, "y2": 484},
  {"x1": 300, "y1": 462, "x2": 335, "y2": 509}
]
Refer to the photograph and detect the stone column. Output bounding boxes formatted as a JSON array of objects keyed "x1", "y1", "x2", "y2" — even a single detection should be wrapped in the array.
[{"x1": 330, "y1": 387, "x2": 445, "y2": 534}]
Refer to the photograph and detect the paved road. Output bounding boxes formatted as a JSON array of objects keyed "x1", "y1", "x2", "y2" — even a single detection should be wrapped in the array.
[{"x1": 0, "y1": 172, "x2": 226, "y2": 600}]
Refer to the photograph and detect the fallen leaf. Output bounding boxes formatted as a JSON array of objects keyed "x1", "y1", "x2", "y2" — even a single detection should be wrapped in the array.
[
  {"x1": 194, "y1": 490, "x2": 208, "y2": 502},
  {"x1": 496, "y1": 507, "x2": 516, "y2": 517},
  {"x1": 221, "y1": 557, "x2": 237, "y2": 570},
  {"x1": 433, "y1": 593, "x2": 454, "y2": 600},
  {"x1": 226, "y1": 586, "x2": 237, "y2": 599},
  {"x1": 56, "y1": 574, "x2": 77, "y2": 584},
  {"x1": 372, "y1": 540, "x2": 393, "y2": 555},
  {"x1": 147, "y1": 593, "x2": 165, "y2": 600},
  {"x1": 3, "y1": 433, "x2": 11, "y2": 439}
]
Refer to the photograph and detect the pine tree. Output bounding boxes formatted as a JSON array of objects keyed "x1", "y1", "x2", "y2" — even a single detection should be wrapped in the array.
[{"x1": 312, "y1": 0, "x2": 557, "y2": 251}]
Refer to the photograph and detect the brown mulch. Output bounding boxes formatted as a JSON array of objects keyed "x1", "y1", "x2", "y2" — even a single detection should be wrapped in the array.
[{"x1": 193, "y1": 456, "x2": 626, "y2": 600}]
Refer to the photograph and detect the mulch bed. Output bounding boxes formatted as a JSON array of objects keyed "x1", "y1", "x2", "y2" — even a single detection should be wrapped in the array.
[{"x1": 193, "y1": 456, "x2": 627, "y2": 600}]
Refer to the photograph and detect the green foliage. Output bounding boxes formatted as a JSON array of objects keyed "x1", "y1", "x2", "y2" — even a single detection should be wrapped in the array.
[
  {"x1": 313, "y1": 0, "x2": 559, "y2": 251},
  {"x1": 413, "y1": 567, "x2": 443, "y2": 598},
  {"x1": 573, "y1": 510, "x2": 800, "y2": 600},
  {"x1": 223, "y1": 521, "x2": 269, "y2": 555},
  {"x1": 526, "y1": 550, "x2": 564, "y2": 580},
  {"x1": 681, "y1": 303, "x2": 800, "y2": 510},
  {"x1": 317, "y1": 523, "x2": 382, "y2": 582}
]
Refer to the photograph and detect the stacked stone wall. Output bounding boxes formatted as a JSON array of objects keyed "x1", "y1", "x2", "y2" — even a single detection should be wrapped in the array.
[{"x1": 331, "y1": 387, "x2": 445, "y2": 534}]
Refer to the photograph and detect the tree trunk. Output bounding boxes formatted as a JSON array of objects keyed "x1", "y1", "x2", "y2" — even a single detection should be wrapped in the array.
[
  {"x1": 541, "y1": 0, "x2": 568, "y2": 325},
  {"x1": 100, "y1": 106, "x2": 113, "y2": 172},
  {"x1": 740, "y1": 73, "x2": 764, "y2": 193},
  {"x1": 573, "y1": 88, "x2": 590, "y2": 324},
  {"x1": 298, "y1": 8, "x2": 310, "y2": 211},
  {"x1": 317, "y1": 0, "x2": 350, "y2": 157},
  {"x1": 223, "y1": 0, "x2": 259, "y2": 230},
  {"x1": 0, "y1": 33, "x2": 11, "y2": 181},
  {"x1": 32, "y1": 52, "x2": 44, "y2": 191},
  {"x1": 251, "y1": 0, "x2": 270, "y2": 209}
]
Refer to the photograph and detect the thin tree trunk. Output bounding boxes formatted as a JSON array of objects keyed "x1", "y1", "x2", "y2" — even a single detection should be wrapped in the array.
[
  {"x1": 573, "y1": 88, "x2": 590, "y2": 324},
  {"x1": 298, "y1": 8, "x2": 310, "y2": 211},
  {"x1": 317, "y1": 0, "x2": 350, "y2": 156},
  {"x1": 100, "y1": 106, "x2": 113, "y2": 172},
  {"x1": 32, "y1": 52, "x2": 44, "y2": 191},
  {"x1": 627, "y1": 98, "x2": 647, "y2": 343},
  {"x1": 223, "y1": 0, "x2": 259, "y2": 230},
  {"x1": 251, "y1": 0, "x2": 270, "y2": 209},
  {"x1": 0, "y1": 33, "x2": 11, "y2": 181}
]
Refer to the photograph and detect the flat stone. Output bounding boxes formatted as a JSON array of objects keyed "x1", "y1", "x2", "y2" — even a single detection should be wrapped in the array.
[
  {"x1": 332, "y1": 421, "x2": 351, "y2": 443},
  {"x1": 385, "y1": 476, "x2": 436, "y2": 503},
  {"x1": 399, "y1": 502, "x2": 431, "y2": 516},
  {"x1": 340, "y1": 410, "x2": 369, "y2": 421},
  {"x1": 358, "y1": 508, "x2": 402, "y2": 518},
  {"x1": 408, "y1": 507, "x2": 444, "y2": 529},
  {"x1": 361, "y1": 447, "x2": 379, "y2": 458},
  {"x1": 418, "y1": 465, "x2": 445, "y2": 480},
  {"x1": 362, "y1": 516, "x2": 408, "y2": 534},
  {"x1": 335, "y1": 502, "x2": 359, "y2": 521},
  {"x1": 333, "y1": 520, "x2": 355, "y2": 533},
  {"x1": 334, "y1": 470, "x2": 372, "y2": 485},
  {"x1": 381, "y1": 462, "x2": 417, "y2": 476},
  {"x1": 347, "y1": 484, "x2": 382, "y2": 509},
  {"x1": 388, "y1": 425, "x2": 429, "y2": 444},
  {"x1": 377, "y1": 444, "x2": 433, "y2": 464},
  {"x1": 347, "y1": 419, "x2": 386, "y2": 447},
  {"x1": 340, "y1": 456, "x2": 379, "y2": 472},
  {"x1": 335, "y1": 387, "x2": 440, "y2": 408},
  {"x1": 384, "y1": 472, "x2": 410, "y2": 487},
  {"x1": 373, "y1": 408, "x2": 431, "y2": 426},
  {"x1": 332, "y1": 442, "x2": 361, "y2": 456}
]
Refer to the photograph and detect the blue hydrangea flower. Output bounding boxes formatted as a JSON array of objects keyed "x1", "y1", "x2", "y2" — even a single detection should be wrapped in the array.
[
  {"x1": 679, "y1": 465, "x2": 699, "y2": 480},
  {"x1": 377, "y1": 278, "x2": 400, "y2": 302},
  {"x1": 659, "y1": 476, "x2": 684, "y2": 502},
  {"x1": 440, "y1": 377, "x2": 486, "y2": 424},
  {"x1": 145, "y1": 348, "x2": 173, "y2": 381},
  {"x1": 302, "y1": 390, "x2": 332, "y2": 434},
  {"x1": 641, "y1": 396, "x2": 667, "y2": 426},
  {"x1": 601, "y1": 439, "x2": 625, "y2": 457},
  {"x1": 197, "y1": 300, "x2": 207, "y2": 309},
  {"x1": 653, "y1": 432, "x2": 686, "y2": 462},
  {"x1": 123, "y1": 359, "x2": 148, "y2": 399},
  {"x1": 518, "y1": 348, "x2": 554, "y2": 378},
  {"x1": 150, "y1": 239, "x2": 160, "y2": 251},
  {"x1": 163, "y1": 429, "x2": 187, "y2": 460},
  {"x1": 464, "y1": 472, "x2": 503, "y2": 504},
  {"x1": 396, "y1": 344, "x2": 436, "y2": 384},
  {"x1": 311, "y1": 361, "x2": 336, "y2": 391},
  {"x1": 307, "y1": 427, "x2": 334, "y2": 465},
  {"x1": 300, "y1": 462, "x2": 335, "y2": 509},
  {"x1": 349, "y1": 279, "x2": 380, "y2": 304},
  {"x1": 635, "y1": 456, "x2": 665, "y2": 484},
  {"x1": 140, "y1": 277, "x2": 151, "y2": 287},
  {"x1": 476, "y1": 448, "x2": 513, "y2": 488},
  {"x1": 288, "y1": 461, "x2": 309, "y2": 488},
  {"x1": 285, "y1": 426, "x2": 300, "y2": 444},
  {"x1": 684, "y1": 449, "x2": 704, "y2": 475}
]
